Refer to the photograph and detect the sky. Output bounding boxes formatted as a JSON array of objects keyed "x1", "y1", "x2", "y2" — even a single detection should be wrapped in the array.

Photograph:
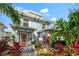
[{"x1": 0, "y1": 3, "x2": 78, "y2": 33}]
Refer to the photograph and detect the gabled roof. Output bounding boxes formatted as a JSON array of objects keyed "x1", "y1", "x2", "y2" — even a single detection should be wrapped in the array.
[
  {"x1": 16, "y1": 9, "x2": 52, "y2": 24},
  {"x1": 27, "y1": 10, "x2": 43, "y2": 17}
]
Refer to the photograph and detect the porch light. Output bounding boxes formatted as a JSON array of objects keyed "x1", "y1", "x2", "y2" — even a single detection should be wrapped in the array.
[{"x1": 16, "y1": 30, "x2": 17, "y2": 33}]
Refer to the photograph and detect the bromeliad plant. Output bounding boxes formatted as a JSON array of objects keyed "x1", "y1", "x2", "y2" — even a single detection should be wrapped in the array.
[{"x1": 9, "y1": 42, "x2": 22, "y2": 56}]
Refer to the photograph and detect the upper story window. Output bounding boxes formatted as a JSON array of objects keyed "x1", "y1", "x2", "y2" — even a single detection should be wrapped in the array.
[
  {"x1": 23, "y1": 23, "x2": 28, "y2": 27},
  {"x1": 42, "y1": 24, "x2": 45, "y2": 29},
  {"x1": 23, "y1": 19, "x2": 29, "y2": 27}
]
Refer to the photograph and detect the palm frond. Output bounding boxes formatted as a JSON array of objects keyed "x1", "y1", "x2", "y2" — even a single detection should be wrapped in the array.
[{"x1": 0, "y1": 3, "x2": 20, "y2": 24}]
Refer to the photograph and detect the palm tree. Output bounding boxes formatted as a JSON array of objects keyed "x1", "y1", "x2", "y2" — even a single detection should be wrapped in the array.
[
  {"x1": 69, "y1": 9, "x2": 79, "y2": 28},
  {"x1": 0, "y1": 3, "x2": 20, "y2": 24},
  {"x1": 50, "y1": 18, "x2": 75, "y2": 55},
  {"x1": 68, "y1": 9, "x2": 79, "y2": 41},
  {"x1": 51, "y1": 18, "x2": 72, "y2": 46},
  {"x1": 52, "y1": 9, "x2": 79, "y2": 46},
  {"x1": 50, "y1": 9, "x2": 79, "y2": 55}
]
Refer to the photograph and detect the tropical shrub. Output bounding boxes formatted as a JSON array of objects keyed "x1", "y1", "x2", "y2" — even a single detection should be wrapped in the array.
[{"x1": 9, "y1": 42, "x2": 22, "y2": 56}]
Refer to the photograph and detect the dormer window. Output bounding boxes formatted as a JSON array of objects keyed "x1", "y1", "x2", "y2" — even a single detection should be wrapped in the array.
[
  {"x1": 34, "y1": 17, "x2": 36, "y2": 20},
  {"x1": 33, "y1": 17, "x2": 37, "y2": 22}
]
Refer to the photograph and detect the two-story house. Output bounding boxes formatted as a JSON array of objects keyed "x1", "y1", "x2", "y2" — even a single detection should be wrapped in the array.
[{"x1": 11, "y1": 10, "x2": 52, "y2": 42}]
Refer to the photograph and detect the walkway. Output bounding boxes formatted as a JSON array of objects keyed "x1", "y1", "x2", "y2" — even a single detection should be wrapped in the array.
[{"x1": 22, "y1": 51, "x2": 38, "y2": 56}]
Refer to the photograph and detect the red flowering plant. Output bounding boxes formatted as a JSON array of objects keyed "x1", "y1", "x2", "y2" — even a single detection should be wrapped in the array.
[
  {"x1": 71, "y1": 40, "x2": 79, "y2": 55},
  {"x1": 9, "y1": 42, "x2": 22, "y2": 56}
]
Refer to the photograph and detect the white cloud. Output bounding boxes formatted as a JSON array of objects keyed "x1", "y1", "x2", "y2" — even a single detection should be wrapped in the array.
[
  {"x1": 40, "y1": 8, "x2": 50, "y2": 17},
  {"x1": 40, "y1": 8, "x2": 48, "y2": 14}
]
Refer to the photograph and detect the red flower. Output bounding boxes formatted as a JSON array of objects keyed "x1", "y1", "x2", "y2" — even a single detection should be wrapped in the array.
[
  {"x1": 56, "y1": 43, "x2": 63, "y2": 48},
  {"x1": 73, "y1": 42, "x2": 79, "y2": 49}
]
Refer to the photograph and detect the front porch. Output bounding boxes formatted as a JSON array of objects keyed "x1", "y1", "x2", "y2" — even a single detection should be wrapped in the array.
[
  {"x1": 18, "y1": 32, "x2": 32, "y2": 42},
  {"x1": 11, "y1": 25, "x2": 36, "y2": 42}
]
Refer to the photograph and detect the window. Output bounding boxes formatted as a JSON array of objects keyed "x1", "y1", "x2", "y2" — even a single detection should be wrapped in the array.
[
  {"x1": 42, "y1": 24, "x2": 45, "y2": 29},
  {"x1": 23, "y1": 23, "x2": 28, "y2": 27},
  {"x1": 23, "y1": 19, "x2": 29, "y2": 27}
]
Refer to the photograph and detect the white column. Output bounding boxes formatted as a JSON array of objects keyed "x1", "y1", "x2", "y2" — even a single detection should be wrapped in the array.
[{"x1": 19, "y1": 33, "x2": 22, "y2": 42}]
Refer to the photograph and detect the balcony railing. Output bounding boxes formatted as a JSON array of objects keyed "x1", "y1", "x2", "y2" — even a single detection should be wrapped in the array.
[{"x1": 23, "y1": 23, "x2": 28, "y2": 27}]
